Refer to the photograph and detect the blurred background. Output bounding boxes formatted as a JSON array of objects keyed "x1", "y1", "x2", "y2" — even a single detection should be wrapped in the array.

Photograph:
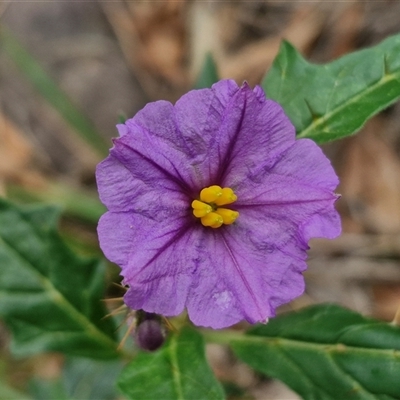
[{"x1": 1, "y1": 1, "x2": 400, "y2": 399}]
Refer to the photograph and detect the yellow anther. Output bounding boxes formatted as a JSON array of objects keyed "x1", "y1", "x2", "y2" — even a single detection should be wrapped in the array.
[
  {"x1": 214, "y1": 188, "x2": 237, "y2": 206},
  {"x1": 200, "y1": 185, "x2": 223, "y2": 203},
  {"x1": 215, "y1": 208, "x2": 239, "y2": 225},
  {"x1": 191, "y1": 200, "x2": 212, "y2": 218},
  {"x1": 192, "y1": 185, "x2": 238, "y2": 228},
  {"x1": 193, "y1": 209, "x2": 209, "y2": 218},
  {"x1": 201, "y1": 212, "x2": 223, "y2": 228}
]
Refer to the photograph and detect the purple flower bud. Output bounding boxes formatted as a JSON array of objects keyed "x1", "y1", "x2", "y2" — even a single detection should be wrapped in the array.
[{"x1": 135, "y1": 318, "x2": 165, "y2": 352}]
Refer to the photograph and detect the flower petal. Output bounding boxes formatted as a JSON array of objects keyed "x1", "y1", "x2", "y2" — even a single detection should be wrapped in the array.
[
  {"x1": 234, "y1": 139, "x2": 339, "y2": 200},
  {"x1": 174, "y1": 81, "x2": 295, "y2": 189},
  {"x1": 226, "y1": 209, "x2": 311, "y2": 313},
  {"x1": 234, "y1": 172, "x2": 340, "y2": 242},
  {"x1": 97, "y1": 211, "x2": 135, "y2": 269},
  {"x1": 102, "y1": 211, "x2": 198, "y2": 316},
  {"x1": 96, "y1": 152, "x2": 187, "y2": 213},
  {"x1": 185, "y1": 220, "x2": 307, "y2": 328},
  {"x1": 173, "y1": 80, "x2": 242, "y2": 188},
  {"x1": 264, "y1": 139, "x2": 339, "y2": 191},
  {"x1": 110, "y1": 81, "x2": 294, "y2": 195},
  {"x1": 98, "y1": 207, "x2": 190, "y2": 267},
  {"x1": 233, "y1": 138, "x2": 341, "y2": 241},
  {"x1": 119, "y1": 100, "x2": 202, "y2": 191},
  {"x1": 186, "y1": 140, "x2": 341, "y2": 328},
  {"x1": 220, "y1": 86, "x2": 296, "y2": 186}
]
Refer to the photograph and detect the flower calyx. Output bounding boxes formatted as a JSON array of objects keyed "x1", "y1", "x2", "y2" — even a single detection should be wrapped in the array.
[{"x1": 191, "y1": 185, "x2": 239, "y2": 228}]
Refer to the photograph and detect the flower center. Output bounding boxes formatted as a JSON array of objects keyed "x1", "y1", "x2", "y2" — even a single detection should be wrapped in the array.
[{"x1": 191, "y1": 185, "x2": 239, "y2": 229}]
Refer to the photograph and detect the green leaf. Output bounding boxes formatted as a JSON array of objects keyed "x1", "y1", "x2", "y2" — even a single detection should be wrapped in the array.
[
  {"x1": 28, "y1": 358, "x2": 123, "y2": 400},
  {"x1": 229, "y1": 304, "x2": 400, "y2": 400},
  {"x1": 118, "y1": 327, "x2": 225, "y2": 400},
  {"x1": 263, "y1": 34, "x2": 400, "y2": 143},
  {"x1": 0, "y1": 199, "x2": 118, "y2": 359},
  {"x1": 195, "y1": 53, "x2": 219, "y2": 89},
  {"x1": 0, "y1": 379, "x2": 31, "y2": 400},
  {"x1": 0, "y1": 26, "x2": 109, "y2": 156},
  {"x1": 63, "y1": 358, "x2": 123, "y2": 400},
  {"x1": 29, "y1": 378, "x2": 69, "y2": 400}
]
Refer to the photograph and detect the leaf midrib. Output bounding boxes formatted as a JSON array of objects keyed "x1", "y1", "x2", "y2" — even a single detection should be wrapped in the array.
[
  {"x1": 0, "y1": 236, "x2": 117, "y2": 352},
  {"x1": 229, "y1": 334, "x2": 399, "y2": 400},
  {"x1": 277, "y1": 341, "x2": 380, "y2": 400},
  {"x1": 169, "y1": 334, "x2": 184, "y2": 400},
  {"x1": 297, "y1": 68, "x2": 400, "y2": 139},
  {"x1": 237, "y1": 334, "x2": 399, "y2": 356},
  {"x1": 204, "y1": 328, "x2": 400, "y2": 356}
]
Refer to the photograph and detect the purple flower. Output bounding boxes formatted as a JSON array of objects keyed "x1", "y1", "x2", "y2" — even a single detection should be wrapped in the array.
[{"x1": 97, "y1": 80, "x2": 341, "y2": 329}]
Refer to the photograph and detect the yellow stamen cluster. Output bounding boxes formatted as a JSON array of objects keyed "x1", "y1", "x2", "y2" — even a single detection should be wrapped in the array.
[{"x1": 191, "y1": 185, "x2": 239, "y2": 228}]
